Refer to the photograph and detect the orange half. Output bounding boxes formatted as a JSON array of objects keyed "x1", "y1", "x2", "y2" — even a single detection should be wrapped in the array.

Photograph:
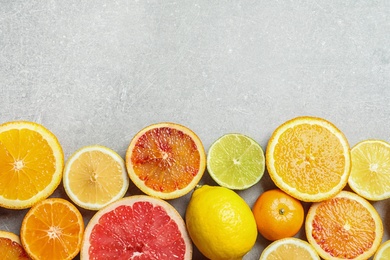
[
  {"x1": 266, "y1": 116, "x2": 351, "y2": 202},
  {"x1": 0, "y1": 121, "x2": 64, "y2": 209},
  {"x1": 305, "y1": 191, "x2": 383, "y2": 260},
  {"x1": 20, "y1": 198, "x2": 84, "y2": 260},
  {"x1": 125, "y1": 122, "x2": 206, "y2": 199}
]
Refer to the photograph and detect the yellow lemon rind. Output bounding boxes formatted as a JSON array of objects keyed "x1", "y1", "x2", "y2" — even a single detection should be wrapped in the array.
[{"x1": 185, "y1": 185, "x2": 257, "y2": 260}]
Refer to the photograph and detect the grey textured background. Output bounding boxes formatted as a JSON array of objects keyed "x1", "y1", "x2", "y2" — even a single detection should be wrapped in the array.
[{"x1": 1, "y1": 0, "x2": 390, "y2": 259}]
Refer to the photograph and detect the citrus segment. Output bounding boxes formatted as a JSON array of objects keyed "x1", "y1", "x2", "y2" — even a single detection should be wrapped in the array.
[
  {"x1": 260, "y1": 237, "x2": 320, "y2": 260},
  {"x1": 266, "y1": 116, "x2": 351, "y2": 202},
  {"x1": 207, "y1": 133, "x2": 265, "y2": 190},
  {"x1": 125, "y1": 122, "x2": 206, "y2": 199},
  {"x1": 63, "y1": 145, "x2": 129, "y2": 210},
  {"x1": 81, "y1": 195, "x2": 192, "y2": 259},
  {"x1": 0, "y1": 230, "x2": 30, "y2": 259},
  {"x1": 0, "y1": 121, "x2": 64, "y2": 209},
  {"x1": 348, "y1": 139, "x2": 390, "y2": 201},
  {"x1": 185, "y1": 185, "x2": 257, "y2": 260},
  {"x1": 252, "y1": 189, "x2": 304, "y2": 241},
  {"x1": 374, "y1": 240, "x2": 390, "y2": 260},
  {"x1": 20, "y1": 198, "x2": 84, "y2": 260},
  {"x1": 305, "y1": 191, "x2": 383, "y2": 260}
]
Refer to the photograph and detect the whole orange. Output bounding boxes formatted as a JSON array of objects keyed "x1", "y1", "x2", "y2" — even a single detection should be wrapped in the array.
[{"x1": 252, "y1": 189, "x2": 304, "y2": 241}]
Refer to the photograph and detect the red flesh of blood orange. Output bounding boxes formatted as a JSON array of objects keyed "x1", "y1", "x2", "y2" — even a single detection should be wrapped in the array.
[{"x1": 126, "y1": 123, "x2": 206, "y2": 199}]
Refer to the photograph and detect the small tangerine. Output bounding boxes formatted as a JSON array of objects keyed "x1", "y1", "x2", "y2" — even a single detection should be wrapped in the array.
[{"x1": 252, "y1": 189, "x2": 304, "y2": 241}]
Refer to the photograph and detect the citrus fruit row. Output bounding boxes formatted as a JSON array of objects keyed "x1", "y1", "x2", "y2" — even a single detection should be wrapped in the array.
[
  {"x1": 0, "y1": 116, "x2": 390, "y2": 259},
  {"x1": 0, "y1": 121, "x2": 207, "y2": 210},
  {"x1": 0, "y1": 120, "x2": 207, "y2": 259}
]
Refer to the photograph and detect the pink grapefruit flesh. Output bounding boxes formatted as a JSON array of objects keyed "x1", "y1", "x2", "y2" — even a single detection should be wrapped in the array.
[{"x1": 81, "y1": 195, "x2": 192, "y2": 259}]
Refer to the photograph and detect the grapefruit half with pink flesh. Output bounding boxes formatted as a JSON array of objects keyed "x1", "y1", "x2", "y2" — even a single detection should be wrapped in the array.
[{"x1": 81, "y1": 195, "x2": 192, "y2": 259}]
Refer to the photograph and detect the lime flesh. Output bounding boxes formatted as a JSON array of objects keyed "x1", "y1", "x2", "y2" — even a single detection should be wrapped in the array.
[{"x1": 207, "y1": 133, "x2": 265, "y2": 190}]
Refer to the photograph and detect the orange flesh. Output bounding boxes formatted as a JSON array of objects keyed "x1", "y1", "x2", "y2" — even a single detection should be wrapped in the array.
[
  {"x1": 311, "y1": 197, "x2": 375, "y2": 258},
  {"x1": 273, "y1": 124, "x2": 346, "y2": 195},
  {"x1": 0, "y1": 129, "x2": 56, "y2": 200},
  {"x1": 0, "y1": 237, "x2": 30, "y2": 259},
  {"x1": 131, "y1": 127, "x2": 201, "y2": 193},
  {"x1": 22, "y1": 200, "x2": 83, "y2": 259}
]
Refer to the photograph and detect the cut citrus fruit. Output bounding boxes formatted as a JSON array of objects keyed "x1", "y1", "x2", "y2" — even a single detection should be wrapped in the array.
[
  {"x1": 0, "y1": 230, "x2": 30, "y2": 259},
  {"x1": 207, "y1": 133, "x2": 265, "y2": 190},
  {"x1": 185, "y1": 185, "x2": 257, "y2": 260},
  {"x1": 305, "y1": 191, "x2": 383, "y2": 260},
  {"x1": 63, "y1": 145, "x2": 129, "y2": 210},
  {"x1": 125, "y1": 122, "x2": 206, "y2": 199},
  {"x1": 81, "y1": 195, "x2": 192, "y2": 259},
  {"x1": 20, "y1": 198, "x2": 84, "y2": 260},
  {"x1": 252, "y1": 189, "x2": 304, "y2": 241},
  {"x1": 348, "y1": 139, "x2": 390, "y2": 201},
  {"x1": 374, "y1": 240, "x2": 390, "y2": 260},
  {"x1": 266, "y1": 116, "x2": 351, "y2": 202},
  {"x1": 0, "y1": 121, "x2": 64, "y2": 209},
  {"x1": 260, "y1": 237, "x2": 320, "y2": 260}
]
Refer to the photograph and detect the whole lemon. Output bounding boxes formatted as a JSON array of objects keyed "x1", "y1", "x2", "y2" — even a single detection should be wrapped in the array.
[{"x1": 185, "y1": 185, "x2": 257, "y2": 260}]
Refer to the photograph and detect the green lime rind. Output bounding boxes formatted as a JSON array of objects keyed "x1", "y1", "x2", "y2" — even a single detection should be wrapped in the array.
[{"x1": 206, "y1": 133, "x2": 265, "y2": 190}]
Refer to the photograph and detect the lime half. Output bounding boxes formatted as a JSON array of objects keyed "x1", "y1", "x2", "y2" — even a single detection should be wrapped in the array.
[{"x1": 207, "y1": 133, "x2": 265, "y2": 190}]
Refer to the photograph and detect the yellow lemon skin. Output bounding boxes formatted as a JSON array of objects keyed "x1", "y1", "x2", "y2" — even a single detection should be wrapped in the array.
[{"x1": 185, "y1": 185, "x2": 257, "y2": 260}]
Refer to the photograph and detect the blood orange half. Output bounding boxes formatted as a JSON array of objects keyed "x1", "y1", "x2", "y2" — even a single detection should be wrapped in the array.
[
  {"x1": 305, "y1": 191, "x2": 383, "y2": 260},
  {"x1": 125, "y1": 122, "x2": 206, "y2": 199},
  {"x1": 81, "y1": 195, "x2": 192, "y2": 259},
  {"x1": 0, "y1": 230, "x2": 30, "y2": 259}
]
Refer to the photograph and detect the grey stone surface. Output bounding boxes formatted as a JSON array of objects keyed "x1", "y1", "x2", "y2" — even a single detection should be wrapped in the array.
[{"x1": 1, "y1": 0, "x2": 390, "y2": 259}]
